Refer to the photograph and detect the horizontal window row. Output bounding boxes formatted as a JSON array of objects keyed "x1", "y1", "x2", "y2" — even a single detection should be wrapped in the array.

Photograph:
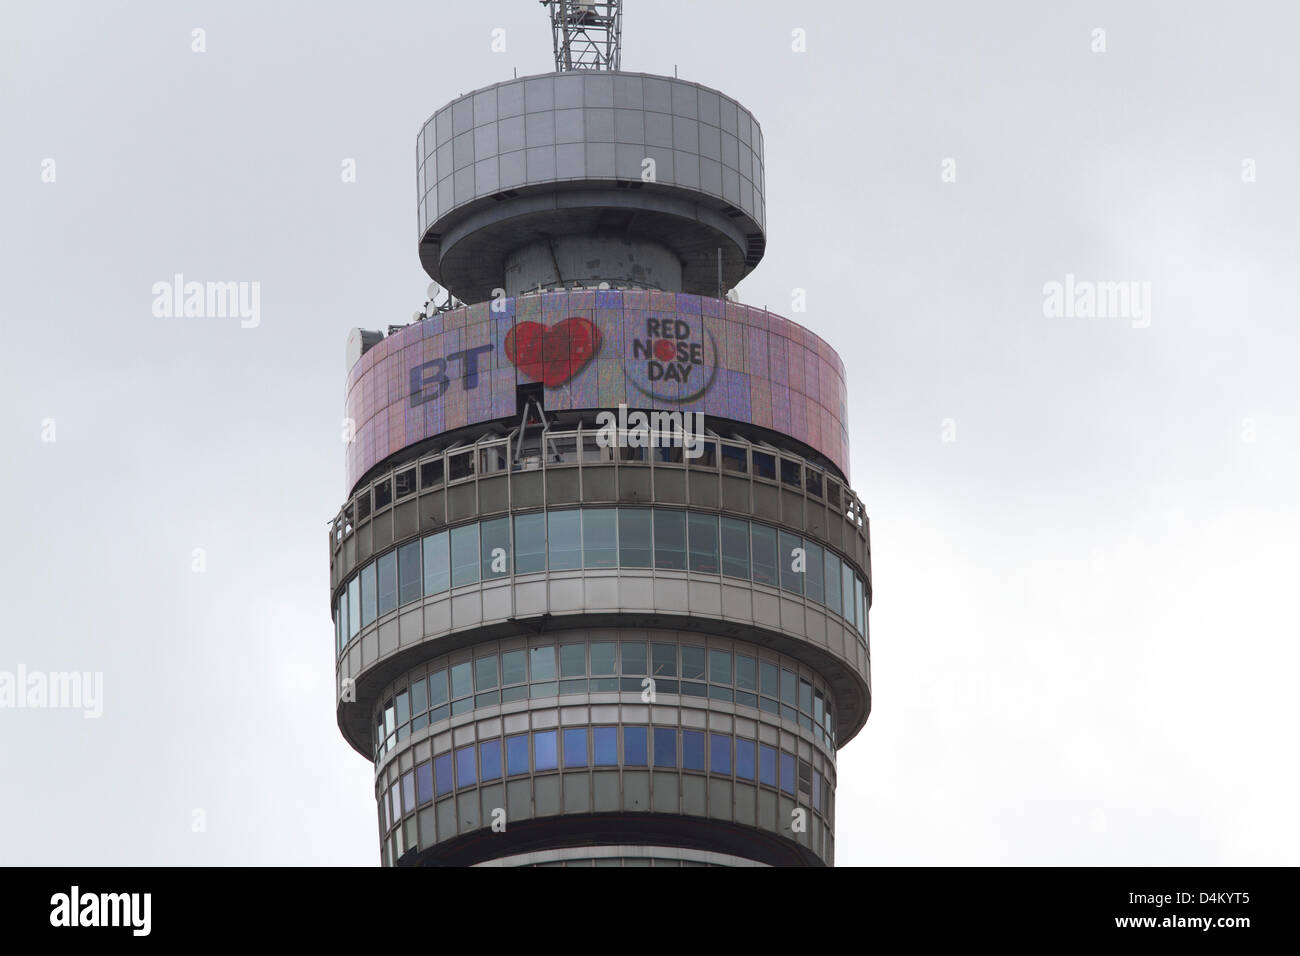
[
  {"x1": 335, "y1": 429, "x2": 864, "y2": 535},
  {"x1": 379, "y1": 728, "x2": 831, "y2": 838},
  {"x1": 373, "y1": 638, "x2": 837, "y2": 763},
  {"x1": 335, "y1": 507, "x2": 869, "y2": 658}
]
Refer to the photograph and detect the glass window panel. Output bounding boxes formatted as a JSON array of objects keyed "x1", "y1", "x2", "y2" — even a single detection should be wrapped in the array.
[
  {"x1": 559, "y1": 643, "x2": 585, "y2": 678},
  {"x1": 687, "y1": 512, "x2": 719, "y2": 573},
  {"x1": 377, "y1": 551, "x2": 398, "y2": 616},
  {"x1": 780, "y1": 752, "x2": 796, "y2": 794},
  {"x1": 435, "y1": 752, "x2": 454, "y2": 796},
  {"x1": 805, "y1": 542, "x2": 824, "y2": 605},
  {"x1": 513, "y1": 512, "x2": 546, "y2": 573},
  {"x1": 751, "y1": 524, "x2": 777, "y2": 586},
  {"x1": 547, "y1": 509, "x2": 582, "y2": 570},
  {"x1": 593, "y1": 726, "x2": 618, "y2": 765},
  {"x1": 402, "y1": 771, "x2": 415, "y2": 813},
  {"x1": 759, "y1": 745, "x2": 777, "y2": 787},
  {"x1": 360, "y1": 562, "x2": 377, "y2": 626},
  {"x1": 800, "y1": 679, "x2": 813, "y2": 714},
  {"x1": 410, "y1": 678, "x2": 427, "y2": 715},
  {"x1": 563, "y1": 727, "x2": 588, "y2": 767},
  {"x1": 501, "y1": 650, "x2": 527, "y2": 685},
  {"x1": 780, "y1": 459, "x2": 801, "y2": 488},
  {"x1": 533, "y1": 730, "x2": 558, "y2": 771},
  {"x1": 720, "y1": 517, "x2": 750, "y2": 579},
  {"x1": 779, "y1": 531, "x2": 803, "y2": 594},
  {"x1": 721, "y1": 444, "x2": 747, "y2": 473},
  {"x1": 398, "y1": 540, "x2": 422, "y2": 605},
  {"x1": 455, "y1": 745, "x2": 476, "y2": 788},
  {"x1": 450, "y1": 524, "x2": 480, "y2": 587},
  {"x1": 710, "y1": 733, "x2": 731, "y2": 774},
  {"x1": 653, "y1": 728, "x2": 677, "y2": 767},
  {"x1": 735, "y1": 738, "x2": 756, "y2": 780},
  {"x1": 736, "y1": 655, "x2": 756, "y2": 691},
  {"x1": 395, "y1": 691, "x2": 410, "y2": 725},
  {"x1": 653, "y1": 510, "x2": 687, "y2": 570},
  {"x1": 760, "y1": 661, "x2": 779, "y2": 698},
  {"x1": 806, "y1": 469, "x2": 823, "y2": 498},
  {"x1": 480, "y1": 739, "x2": 502, "y2": 781},
  {"x1": 856, "y1": 577, "x2": 866, "y2": 636},
  {"x1": 652, "y1": 643, "x2": 677, "y2": 677},
  {"x1": 618, "y1": 508, "x2": 653, "y2": 567},
  {"x1": 475, "y1": 656, "x2": 498, "y2": 691},
  {"x1": 529, "y1": 645, "x2": 556, "y2": 681},
  {"x1": 623, "y1": 726, "x2": 647, "y2": 765},
  {"x1": 622, "y1": 642, "x2": 646, "y2": 675},
  {"x1": 480, "y1": 516, "x2": 510, "y2": 579},
  {"x1": 680, "y1": 645, "x2": 705, "y2": 680},
  {"x1": 583, "y1": 507, "x2": 618, "y2": 568},
  {"x1": 825, "y1": 551, "x2": 842, "y2": 616},
  {"x1": 416, "y1": 762, "x2": 433, "y2": 805},
  {"x1": 451, "y1": 662, "x2": 472, "y2": 700},
  {"x1": 506, "y1": 734, "x2": 529, "y2": 775},
  {"x1": 842, "y1": 563, "x2": 855, "y2": 622},
  {"x1": 423, "y1": 531, "x2": 450, "y2": 595},
  {"x1": 708, "y1": 650, "x2": 731, "y2": 684},
  {"x1": 682, "y1": 730, "x2": 705, "y2": 771},
  {"x1": 591, "y1": 642, "x2": 617, "y2": 675},
  {"x1": 752, "y1": 451, "x2": 775, "y2": 480},
  {"x1": 781, "y1": 668, "x2": 797, "y2": 705},
  {"x1": 427, "y1": 669, "x2": 448, "y2": 707}
]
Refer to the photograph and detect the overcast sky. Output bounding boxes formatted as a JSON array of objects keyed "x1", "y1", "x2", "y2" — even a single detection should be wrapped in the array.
[{"x1": 2, "y1": 0, "x2": 1297, "y2": 866}]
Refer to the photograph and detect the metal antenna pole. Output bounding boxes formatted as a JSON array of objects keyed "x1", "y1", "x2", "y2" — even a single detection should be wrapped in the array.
[{"x1": 540, "y1": 1, "x2": 622, "y2": 72}]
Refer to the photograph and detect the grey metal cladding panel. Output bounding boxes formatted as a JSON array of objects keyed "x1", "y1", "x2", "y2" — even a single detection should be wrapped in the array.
[
  {"x1": 473, "y1": 89, "x2": 497, "y2": 127},
  {"x1": 644, "y1": 111, "x2": 673, "y2": 148},
  {"x1": 613, "y1": 74, "x2": 643, "y2": 108},
  {"x1": 671, "y1": 81, "x2": 698, "y2": 118},
  {"x1": 584, "y1": 73, "x2": 614, "y2": 106},
  {"x1": 436, "y1": 107, "x2": 453, "y2": 144},
  {"x1": 474, "y1": 123, "x2": 498, "y2": 158},
  {"x1": 499, "y1": 114, "x2": 525, "y2": 152},
  {"x1": 698, "y1": 89, "x2": 721, "y2": 127},
  {"x1": 643, "y1": 76, "x2": 672, "y2": 112},
  {"x1": 498, "y1": 81, "x2": 525, "y2": 118},
  {"x1": 453, "y1": 130, "x2": 474, "y2": 171},
  {"x1": 524, "y1": 75, "x2": 555, "y2": 112},
  {"x1": 672, "y1": 115, "x2": 699, "y2": 152},
  {"x1": 554, "y1": 72, "x2": 584, "y2": 108},
  {"x1": 555, "y1": 143, "x2": 585, "y2": 179},
  {"x1": 555, "y1": 107, "x2": 585, "y2": 144},
  {"x1": 614, "y1": 108, "x2": 644, "y2": 144},
  {"x1": 453, "y1": 98, "x2": 473, "y2": 136},
  {"x1": 525, "y1": 110, "x2": 555, "y2": 147}
]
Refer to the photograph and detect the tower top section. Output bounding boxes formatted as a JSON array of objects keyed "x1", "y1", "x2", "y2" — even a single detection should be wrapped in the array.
[{"x1": 541, "y1": 0, "x2": 622, "y2": 72}]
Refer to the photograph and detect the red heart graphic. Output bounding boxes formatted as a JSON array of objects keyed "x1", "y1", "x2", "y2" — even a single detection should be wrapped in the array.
[{"x1": 504, "y1": 317, "x2": 602, "y2": 387}]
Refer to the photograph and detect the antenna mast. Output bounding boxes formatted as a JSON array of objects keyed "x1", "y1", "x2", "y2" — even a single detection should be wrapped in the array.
[{"x1": 540, "y1": 0, "x2": 622, "y2": 72}]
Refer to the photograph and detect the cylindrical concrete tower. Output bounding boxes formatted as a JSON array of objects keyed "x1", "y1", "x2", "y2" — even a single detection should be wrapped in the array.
[{"x1": 330, "y1": 5, "x2": 871, "y2": 867}]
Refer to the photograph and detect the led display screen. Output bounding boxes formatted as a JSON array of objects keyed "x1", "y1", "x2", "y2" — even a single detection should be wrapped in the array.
[{"x1": 345, "y1": 290, "x2": 849, "y2": 490}]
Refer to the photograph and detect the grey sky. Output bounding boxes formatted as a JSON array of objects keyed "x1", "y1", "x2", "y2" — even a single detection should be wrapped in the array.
[{"x1": 2, "y1": 0, "x2": 1297, "y2": 865}]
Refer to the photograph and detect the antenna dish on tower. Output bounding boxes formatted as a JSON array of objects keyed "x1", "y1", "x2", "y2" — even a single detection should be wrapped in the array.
[{"x1": 540, "y1": 0, "x2": 622, "y2": 72}]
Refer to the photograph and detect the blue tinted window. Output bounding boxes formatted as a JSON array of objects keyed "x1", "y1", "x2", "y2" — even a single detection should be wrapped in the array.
[
  {"x1": 513, "y1": 512, "x2": 546, "y2": 573},
  {"x1": 506, "y1": 734, "x2": 529, "y2": 775},
  {"x1": 547, "y1": 510, "x2": 582, "y2": 570},
  {"x1": 710, "y1": 734, "x2": 731, "y2": 774},
  {"x1": 624, "y1": 726, "x2": 648, "y2": 765},
  {"x1": 360, "y1": 562, "x2": 377, "y2": 626},
  {"x1": 583, "y1": 508, "x2": 618, "y2": 568},
  {"x1": 720, "y1": 516, "x2": 750, "y2": 579},
  {"x1": 805, "y1": 542, "x2": 824, "y2": 604},
  {"x1": 480, "y1": 516, "x2": 510, "y2": 579},
  {"x1": 758, "y1": 745, "x2": 777, "y2": 787},
  {"x1": 563, "y1": 727, "x2": 588, "y2": 767},
  {"x1": 593, "y1": 726, "x2": 618, "y2": 765},
  {"x1": 780, "y1": 751, "x2": 796, "y2": 795},
  {"x1": 378, "y1": 551, "x2": 398, "y2": 615},
  {"x1": 434, "y1": 752, "x2": 454, "y2": 796},
  {"x1": 480, "y1": 739, "x2": 502, "y2": 781},
  {"x1": 687, "y1": 513, "x2": 719, "y2": 573},
  {"x1": 455, "y1": 745, "x2": 476, "y2": 788},
  {"x1": 653, "y1": 510, "x2": 686, "y2": 569},
  {"x1": 618, "y1": 508, "x2": 653, "y2": 567},
  {"x1": 416, "y1": 762, "x2": 433, "y2": 805},
  {"x1": 402, "y1": 771, "x2": 415, "y2": 813},
  {"x1": 450, "y1": 524, "x2": 479, "y2": 587},
  {"x1": 534, "y1": 730, "x2": 558, "y2": 771},
  {"x1": 779, "y1": 531, "x2": 803, "y2": 594},
  {"x1": 653, "y1": 728, "x2": 677, "y2": 767},
  {"x1": 398, "y1": 540, "x2": 422, "y2": 605},
  {"x1": 423, "y1": 531, "x2": 449, "y2": 595},
  {"x1": 735, "y1": 738, "x2": 755, "y2": 779},
  {"x1": 682, "y1": 731, "x2": 705, "y2": 771},
  {"x1": 751, "y1": 525, "x2": 777, "y2": 586}
]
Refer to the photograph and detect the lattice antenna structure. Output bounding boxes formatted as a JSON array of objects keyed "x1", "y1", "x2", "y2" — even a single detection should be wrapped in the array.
[{"x1": 540, "y1": 0, "x2": 622, "y2": 72}]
